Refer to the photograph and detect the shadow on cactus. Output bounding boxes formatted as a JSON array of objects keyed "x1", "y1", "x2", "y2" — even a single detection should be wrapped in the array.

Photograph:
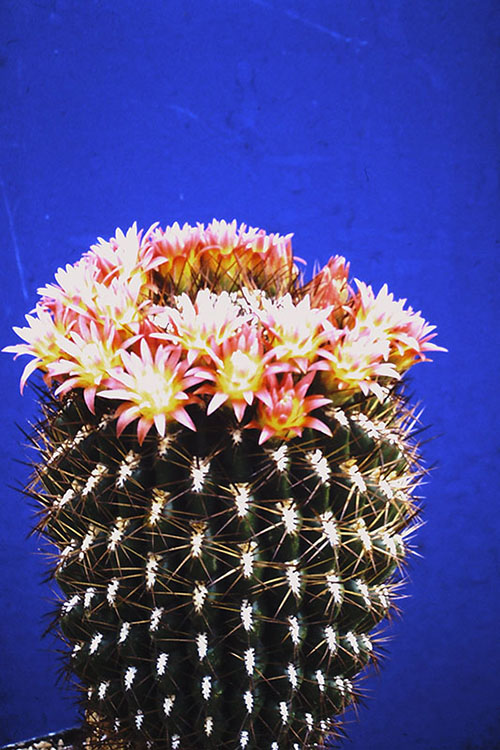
[{"x1": 4, "y1": 220, "x2": 446, "y2": 749}]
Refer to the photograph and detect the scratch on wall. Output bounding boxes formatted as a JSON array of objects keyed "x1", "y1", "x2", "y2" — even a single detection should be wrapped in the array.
[
  {"x1": 247, "y1": 0, "x2": 368, "y2": 47},
  {"x1": 168, "y1": 104, "x2": 200, "y2": 121},
  {"x1": 0, "y1": 176, "x2": 28, "y2": 302},
  {"x1": 285, "y1": 8, "x2": 368, "y2": 46},
  {"x1": 247, "y1": 0, "x2": 274, "y2": 7},
  {"x1": 168, "y1": 104, "x2": 244, "y2": 145}
]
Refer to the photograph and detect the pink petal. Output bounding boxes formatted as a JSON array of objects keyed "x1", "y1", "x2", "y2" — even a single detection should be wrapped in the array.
[
  {"x1": 172, "y1": 407, "x2": 197, "y2": 431},
  {"x1": 137, "y1": 417, "x2": 153, "y2": 445},
  {"x1": 232, "y1": 400, "x2": 247, "y2": 422},
  {"x1": 369, "y1": 381, "x2": 388, "y2": 401},
  {"x1": 377, "y1": 363, "x2": 400, "y2": 379},
  {"x1": 154, "y1": 412, "x2": 166, "y2": 437},
  {"x1": 304, "y1": 417, "x2": 333, "y2": 436},
  {"x1": 423, "y1": 341, "x2": 448, "y2": 353},
  {"x1": 316, "y1": 349, "x2": 336, "y2": 363},
  {"x1": 3, "y1": 343, "x2": 29, "y2": 354},
  {"x1": 191, "y1": 367, "x2": 216, "y2": 382},
  {"x1": 305, "y1": 395, "x2": 331, "y2": 411},
  {"x1": 150, "y1": 332, "x2": 173, "y2": 342},
  {"x1": 258, "y1": 425, "x2": 275, "y2": 444},
  {"x1": 183, "y1": 373, "x2": 209, "y2": 390},
  {"x1": 207, "y1": 391, "x2": 228, "y2": 416},
  {"x1": 58, "y1": 338, "x2": 83, "y2": 359},
  {"x1": 98, "y1": 387, "x2": 136, "y2": 401},
  {"x1": 296, "y1": 371, "x2": 315, "y2": 397},
  {"x1": 267, "y1": 360, "x2": 295, "y2": 375},
  {"x1": 47, "y1": 360, "x2": 77, "y2": 376},
  {"x1": 116, "y1": 406, "x2": 140, "y2": 437},
  {"x1": 294, "y1": 357, "x2": 310, "y2": 373},
  {"x1": 255, "y1": 388, "x2": 273, "y2": 408},
  {"x1": 54, "y1": 378, "x2": 80, "y2": 397},
  {"x1": 19, "y1": 357, "x2": 42, "y2": 393},
  {"x1": 309, "y1": 357, "x2": 330, "y2": 371},
  {"x1": 84, "y1": 386, "x2": 98, "y2": 414},
  {"x1": 139, "y1": 337, "x2": 153, "y2": 365},
  {"x1": 187, "y1": 349, "x2": 199, "y2": 365}
]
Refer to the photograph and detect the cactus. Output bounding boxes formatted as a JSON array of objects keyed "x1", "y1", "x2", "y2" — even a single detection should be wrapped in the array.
[{"x1": 5, "y1": 220, "x2": 445, "y2": 749}]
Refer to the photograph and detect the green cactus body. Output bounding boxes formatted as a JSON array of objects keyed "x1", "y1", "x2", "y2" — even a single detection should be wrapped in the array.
[
  {"x1": 7, "y1": 220, "x2": 443, "y2": 749},
  {"x1": 30, "y1": 386, "x2": 419, "y2": 749}
]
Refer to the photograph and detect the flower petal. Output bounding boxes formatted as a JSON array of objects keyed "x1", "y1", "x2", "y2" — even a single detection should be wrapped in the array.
[
  {"x1": 172, "y1": 407, "x2": 197, "y2": 432},
  {"x1": 304, "y1": 417, "x2": 333, "y2": 436},
  {"x1": 137, "y1": 417, "x2": 153, "y2": 445},
  {"x1": 207, "y1": 391, "x2": 228, "y2": 416}
]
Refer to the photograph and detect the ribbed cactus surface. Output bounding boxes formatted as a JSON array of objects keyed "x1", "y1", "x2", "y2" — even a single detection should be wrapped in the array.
[{"x1": 5, "y1": 219, "x2": 444, "y2": 749}]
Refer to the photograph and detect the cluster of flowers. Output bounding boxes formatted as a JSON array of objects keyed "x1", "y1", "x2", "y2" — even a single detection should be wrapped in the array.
[{"x1": 4, "y1": 219, "x2": 444, "y2": 444}]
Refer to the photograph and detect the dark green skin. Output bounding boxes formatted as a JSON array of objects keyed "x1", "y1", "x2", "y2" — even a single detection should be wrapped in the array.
[{"x1": 30, "y1": 386, "x2": 420, "y2": 749}]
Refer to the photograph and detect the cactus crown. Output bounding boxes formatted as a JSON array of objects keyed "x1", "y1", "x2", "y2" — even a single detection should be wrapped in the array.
[
  {"x1": 5, "y1": 218, "x2": 443, "y2": 440},
  {"x1": 5, "y1": 220, "x2": 445, "y2": 749}
]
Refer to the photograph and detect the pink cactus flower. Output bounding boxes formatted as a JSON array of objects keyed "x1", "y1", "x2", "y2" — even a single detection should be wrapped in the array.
[
  {"x1": 153, "y1": 289, "x2": 249, "y2": 365},
  {"x1": 352, "y1": 281, "x2": 447, "y2": 372},
  {"x1": 47, "y1": 319, "x2": 131, "y2": 413},
  {"x1": 98, "y1": 339, "x2": 199, "y2": 444},
  {"x1": 3, "y1": 304, "x2": 75, "y2": 392},
  {"x1": 302, "y1": 255, "x2": 351, "y2": 313},
  {"x1": 194, "y1": 323, "x2": 281, "y2": 422},
  {"x1": 4, "y1": 219, "x2": 444, "y2": 441},
  {"x1": 318, "y1": 324, "x2": 400, "y2": 401},
  {"x1": 256, "y1": 293, "x2": 334, "y2": 373},
  {"x1": 248, "y1": 371, "x2": 332, "y2": 444}
]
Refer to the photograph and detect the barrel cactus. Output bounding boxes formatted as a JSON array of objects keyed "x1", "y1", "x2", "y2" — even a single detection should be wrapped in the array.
[{"x1": 5, "y1": 220, "x2": 444, "y2": 749}]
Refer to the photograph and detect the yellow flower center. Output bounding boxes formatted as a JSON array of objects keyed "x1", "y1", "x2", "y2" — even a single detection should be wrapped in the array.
[
  {"x1": 262, "y1": 394, "x2": 307, "y2": 434},
  {"x1": 216, "y1": 350, "x2": 263, "y2": 401},
  {"x1": 128, "y1": 368, "x2": 184, "y2": 419},
  {"x1": 71, "y1": 341, "x2": 122, "y2": 387}
]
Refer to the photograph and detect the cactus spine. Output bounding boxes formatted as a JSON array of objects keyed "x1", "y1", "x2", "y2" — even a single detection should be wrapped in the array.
[{"x1": 5, "y1": 220, "x2": 444, "y2": 749}]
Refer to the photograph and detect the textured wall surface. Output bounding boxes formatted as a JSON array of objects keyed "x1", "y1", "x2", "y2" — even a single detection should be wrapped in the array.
[{"x1": 0, "y1": 0, "x2": 499, "y2": 747}]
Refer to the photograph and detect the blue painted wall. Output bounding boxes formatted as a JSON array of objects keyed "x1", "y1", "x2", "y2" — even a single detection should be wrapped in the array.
[{"x1": 0, "y1": 1, "x2": 498, "y2": 747}]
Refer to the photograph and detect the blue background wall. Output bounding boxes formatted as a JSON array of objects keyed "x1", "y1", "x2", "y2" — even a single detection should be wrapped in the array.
[{"x1": 0, "y1": 1, "x2": 498, "y2": 747}]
